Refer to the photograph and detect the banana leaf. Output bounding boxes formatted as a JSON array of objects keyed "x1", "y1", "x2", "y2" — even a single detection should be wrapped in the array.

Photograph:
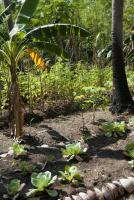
[
  {"x1": 30, "y1": 41, "x2": 69, "y2": 58},
  {"x1": 0, "y1": 2, "x2": 15, "y2": 24},
  {"x1": 25, "y1": 24, "x2": 90, "y2": 40},
  {"x1": 16, "y1": 0, "x2": 39, "y2": 25}
]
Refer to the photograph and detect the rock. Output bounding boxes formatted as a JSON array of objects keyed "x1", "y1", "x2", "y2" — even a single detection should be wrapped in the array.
[
  {"x1": 112, "y1": 180, "x2": 125, "y2": 196},
  {"x1": 102, "y1": 186, "x2": 113, "y2": 200},
  {"x1": 64, "y1": 197, "x2": 72, "y2": 200},
  {"x1": 119, "y1": 178, "x2": 134, "y2": 193},
  {"x1": 79, "y1": 192, "x2": 90, "y2": 200},
  {"x1": 128, "y1": 176, "x2": 134, "y2": 185},
  {"x1": 86, "y1": 190, "x2": 96, "y2": 200},
  {"x1": 106, "y1": 183, "x2": 119, "y2": 199},
  {"x1": 72, "y1": 195, "x2": 82, "y2": 200},
  {"x1": 94, "y1": 187, "x2": 104, "y2": 200}
]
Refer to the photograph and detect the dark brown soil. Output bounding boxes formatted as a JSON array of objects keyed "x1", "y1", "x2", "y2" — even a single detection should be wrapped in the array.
[{"x1": 0, "y1": 109, "x2": 134, "y2": 199}]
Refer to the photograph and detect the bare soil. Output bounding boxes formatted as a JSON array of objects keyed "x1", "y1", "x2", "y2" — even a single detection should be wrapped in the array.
[{"x1": 0, "y1": 109, "x2": 134, "y2": 200}]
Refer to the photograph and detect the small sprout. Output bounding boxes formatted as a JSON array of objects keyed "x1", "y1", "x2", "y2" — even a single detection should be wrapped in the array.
[
  {"x1": 102, "y1": 121, "x2": 126, "y2": 137},
  {"x1": 6, "y1": 179, "x2": 25, "y2": 197},
  {"x1": 128, "y1": 160, "x2": 134, "y2": 168},
  {"x1": 14, "y1": 161, "x2": 36, "y2": 175},
  {"x1": 26, "y1": 172, "x2": 58, "y2": 197},
  {"x1": 125, "y1": 143, "x2": 134, "y2": 159},
  {"x1": 10, "y1": 141, "x2": 27, "y2": 156},
  {"x1": 62, "y1": 142, "x2": 87, "y2": 161},
  {"x1": 59, "y1": 165, "x2": 82, "y2": 185}
]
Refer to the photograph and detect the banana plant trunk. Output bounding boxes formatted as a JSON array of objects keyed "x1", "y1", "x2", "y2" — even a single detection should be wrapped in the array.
[
  {"x1": 110, "y1": 0, "x2": 134, "y2": 113},
  {"x1": 9, "y1": 60, "x2": 24, "y2": 137}
]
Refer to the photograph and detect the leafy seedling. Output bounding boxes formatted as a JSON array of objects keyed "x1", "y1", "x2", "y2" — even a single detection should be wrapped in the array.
[
  {"x1": 26, "y1": 172, "x2": 58, "y2": 198},
  {"x1": 62, "y1": 142, "x2": 87, "y2": 161},
  {"x1": 125, "y1": 143, "x2": 134, "y2": 159},
  {"x1": 14, "y1": 161, "x2": 37, "y2": 175},
  {"x1": 59, "y1": 165, "x2": 82, "y2": 186},
  {"x1": 6, "y1": 179, "x2": 25, "y2": 199},
  {"x1": 10, "y1": 141, "x2": 27, "y2": 156},
  {"x1": 102, "y1": 121, "x2": 126, "y2": 137}
]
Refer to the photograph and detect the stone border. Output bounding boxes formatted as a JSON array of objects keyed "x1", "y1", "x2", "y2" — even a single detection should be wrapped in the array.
[{"x1": 59, "y1": 176, "x2": 134, "y2": 200}]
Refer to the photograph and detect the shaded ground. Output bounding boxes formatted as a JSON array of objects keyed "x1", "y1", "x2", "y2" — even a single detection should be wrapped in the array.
[{"x1": 0, "y1": 109, "x2": 134, "y2": 199}]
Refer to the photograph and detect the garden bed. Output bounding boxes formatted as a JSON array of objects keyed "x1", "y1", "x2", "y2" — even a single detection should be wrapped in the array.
[{"x1": 0, "y1": 110, "x2": 134, "y2": 199}]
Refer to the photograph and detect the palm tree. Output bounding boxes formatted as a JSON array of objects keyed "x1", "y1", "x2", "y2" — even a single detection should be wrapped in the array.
[{"x1": 110, "y1": 0, "x2": 134, "y2": 113}]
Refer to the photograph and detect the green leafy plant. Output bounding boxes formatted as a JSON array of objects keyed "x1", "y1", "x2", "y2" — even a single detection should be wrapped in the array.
[
  {"x1": 62, "y1": 142, "x2": 87, "y2": 161},
  {"x1": 102, "y1": 121, "x2": 127, "y2": 137},
  {"x1": 6, "y1": 179, "x2": 25, "y2": 198},
  {"x1": 59, "y1": 165, "x2": 82, "y2": 185},
  {"x1": 10, "y1": 141, "x2": 27, "y2": 156},
  {"x1": 125, "y1": 143, "x2": 134, "y2": 159},
  {"x1": 26, "y1": 172, "x2": 58, "y2": 197},
  {"x1": 14, "y1": 161, "x2": 36, "y2": 175}
]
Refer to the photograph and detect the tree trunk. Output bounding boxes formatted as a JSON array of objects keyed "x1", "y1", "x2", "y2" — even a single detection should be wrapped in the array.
[
  {"x1": 3, "y1": 0, "x2": 14, "y2": 32},
  {"x1": 9, "y1": 60, "x2": 24, "y2": 138},
  {"x1": 110, "y1": 0, "x2": 134, "y2": 114}
]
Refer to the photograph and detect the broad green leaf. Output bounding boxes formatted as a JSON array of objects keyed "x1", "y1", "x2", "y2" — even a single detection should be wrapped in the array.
[
  {"x1": 125, "y1": 143, "x2": 134, "y2": 159},
  {"x1": 25, "y1": 24, "x2": 90, "y2": 40},
  {"x1": 0, "y1": 2, "x2": 15, "y2": 24},
  {"x1": 16, "y1": 0, "x2": 39, "y2": 25},
  {"x1": 31, "y1": 41, "x2": 69, "y2": 58},
  {"x1": 6, "y1": 179, "x2": 22, "y2": 196},
  {"x1": 46, "y1": 189, "x2": 58, "y2": 197}
]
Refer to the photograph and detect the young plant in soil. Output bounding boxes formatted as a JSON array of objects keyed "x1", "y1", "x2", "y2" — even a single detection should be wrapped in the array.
[
  {"x1": 125, "y1": 143, "x2": 134, "y2": 158},
  {"x1": 10, "y1": 141, "x2": 27, "y2": 156},
  {"x1": 125, "y1": 143, "x2": 134, "y2": 168},
  {"x1": 59, "y1": 165, "x2": 82, "y2": 186},
  {"x1": 26, "y1": 171, "x2": 58, "y2": 198},
  {"x1": 5, "y1": 179, "x2": 25, "y2": 200},
  {"x1": 13, "y1": 161, "x2": 37, "y2": 175},
  {"x1": 102, "y1": 121, "x2": 127, "y2": 137},
  {"x1": 62, "y1": 142, "x2": 87, "y2": 161}
]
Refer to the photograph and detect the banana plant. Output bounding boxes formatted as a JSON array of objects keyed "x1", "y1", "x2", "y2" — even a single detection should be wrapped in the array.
[{"x1": 0, "y1": 0, "x2": 89, "y2": 138}]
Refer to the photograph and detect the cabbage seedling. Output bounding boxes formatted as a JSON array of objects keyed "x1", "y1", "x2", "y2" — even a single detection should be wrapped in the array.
[
  {"x1": 59, "y1": 165, "x2": 82, "y2": 185},
  {"x1": 125, "y1": 143, "x2": 134, "y2": 159},
  {"x1": 6, "y1": 179, "x2": 25, "y2": 199},
  {"x1": 26, "y1": 172, "x2": 58, "y2": 197},
  {"x1": 62, "y1": 142, "x2": 87, "y2": 161},
  {"x1": 102, "y1": 121, "x2": 126, "y2": 137},
  {"x1": 10, "y1": 142, "x2": 27, "y2": 156}
]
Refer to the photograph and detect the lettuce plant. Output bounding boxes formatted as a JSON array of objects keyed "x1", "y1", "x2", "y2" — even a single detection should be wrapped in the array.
[
  {"x1": 6, "y1": 179, "x2": 25, "y2": 198},
  {"x1": 102, "y1": 121, "x2": 126, "y2": 137},
  {"x1": 125, "y1": 143, "x2": 134, "y2": 168},
  {"x1": 59, "y1": 165, "x2": 82, "y2": 185},
  {"x1": 10, "y1": 142, "x2": 27, "y2": 156},
  {"x1": 26, "y1": 172, "x2": 58, "y2": 197},
  {"x1": 125, "y1": 143, "x2": 134, "y2": 159},
  {"x1": 62, "y1": 142, "x2": 87, "y2": 161},
  {"x1": 15, "y1": 161, "x2": 36, "y2": 175}
]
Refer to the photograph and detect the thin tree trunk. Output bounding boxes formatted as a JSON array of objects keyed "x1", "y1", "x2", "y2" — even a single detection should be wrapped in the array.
[
  {"x1": 3, "y1": 0, "x2": 14, "y2": 32},
  {"x1": 110, "y1": 0, "x2": 134, "y2": 114},
  {"x1": 9, "y1": 60, "x2": 24, "y2": 138}
]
